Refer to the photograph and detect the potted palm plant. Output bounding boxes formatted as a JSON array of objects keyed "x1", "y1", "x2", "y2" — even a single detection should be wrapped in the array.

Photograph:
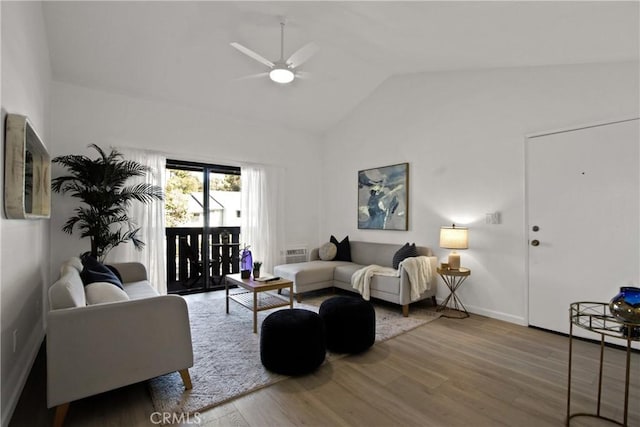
[{"x1": 52, "y1": 144, "x2": 164, "y2": 261}]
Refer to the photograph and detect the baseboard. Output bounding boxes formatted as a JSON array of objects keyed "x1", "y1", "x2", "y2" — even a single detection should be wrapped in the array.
[
  {"x1": 465, "y1": 304, "x2": 527, "y2": 325},
  {"x1": 435, "y1": 297, "x2": 526, "y2": 326},
  {"x1": 1, "y1": 328, "x2": 45, "y2": 427}
]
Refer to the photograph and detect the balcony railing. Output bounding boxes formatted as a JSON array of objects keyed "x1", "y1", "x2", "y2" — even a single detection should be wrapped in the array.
[{"x1": 166, "y1": 226, "x2": 241, "y2": 294}]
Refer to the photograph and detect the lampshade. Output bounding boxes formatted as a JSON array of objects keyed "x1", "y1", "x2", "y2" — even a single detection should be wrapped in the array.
[
  {"x1": 440, "y1": 225, "x2": 468, "y2": 270},
  {"x1": 269, "y1": 66, "x2": 295, "y2": 84},
  {"x1": 439, "y1": 225, "x2": 469, "y2": 250}
]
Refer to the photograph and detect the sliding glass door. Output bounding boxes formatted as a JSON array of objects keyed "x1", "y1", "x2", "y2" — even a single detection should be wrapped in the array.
[{"x1": 165, "y1": 160, "x2": 241, "y2": 294}]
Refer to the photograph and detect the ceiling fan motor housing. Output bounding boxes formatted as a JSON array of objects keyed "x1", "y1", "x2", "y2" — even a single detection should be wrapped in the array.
[{"x1": 269, "y1": 61, "x2": 295, "y2": 84}]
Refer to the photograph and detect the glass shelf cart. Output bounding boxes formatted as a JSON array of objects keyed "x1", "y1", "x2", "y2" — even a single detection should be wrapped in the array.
[{"x1": 567, "y1": 302, "x2": 639, "y2": 426}]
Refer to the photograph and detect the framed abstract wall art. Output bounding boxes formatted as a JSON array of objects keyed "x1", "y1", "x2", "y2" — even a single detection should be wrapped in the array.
[{"x1": 357, "y1": 162, "x2": 408, "y2": 230}]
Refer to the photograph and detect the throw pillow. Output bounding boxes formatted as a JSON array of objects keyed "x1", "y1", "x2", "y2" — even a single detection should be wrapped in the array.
[
  {"x1": 105, "y1": 264, "x2": 123, "y2": 283},
  {"x1": 319, "y1": 242, "x2": 337, "y2": 261},
  {"x1": 85, "y1": 282, "x2": 130, "y2": 305},
  {"x1": 392, "y1": 242, "x2": 419, "y2": 269},
  {"x1": 80, "y1": 254, "x2": 124, "y2": 289},
  {"x1": 80, "y1": 252, "x2": 100, "y2": 268},
  {"x1": 330, "y1": 235, "x2": 352, "y2": 262}
]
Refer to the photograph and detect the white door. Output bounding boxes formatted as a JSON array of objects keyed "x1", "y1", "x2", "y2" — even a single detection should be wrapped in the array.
[{"x1": 527, "y1": 119, "x2": 639, "y2": 339}]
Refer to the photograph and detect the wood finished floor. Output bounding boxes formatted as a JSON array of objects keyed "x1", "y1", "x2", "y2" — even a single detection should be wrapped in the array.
[{"x1": 10, "y1": 291, "x2": 639, "y2": 427}]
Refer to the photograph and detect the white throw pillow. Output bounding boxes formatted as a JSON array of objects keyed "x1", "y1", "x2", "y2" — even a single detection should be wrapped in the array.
[
  {"x1": 85, "y1": 282, "x2": 130, "y2": 305},
  {"x1": 319, "y1": 242, "x2": 337, "y2": 261}
]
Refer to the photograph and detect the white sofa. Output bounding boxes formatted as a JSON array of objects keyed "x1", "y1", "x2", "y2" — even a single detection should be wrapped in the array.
[
  {"x1": 274, "y1": 241, "x2": 438, "y2": 316},
  {"x1": 47, "y1": 257, "x2": 193, "y2": 427}
]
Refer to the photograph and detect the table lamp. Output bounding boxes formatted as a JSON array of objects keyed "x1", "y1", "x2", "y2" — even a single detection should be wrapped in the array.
[{"x1": 439, "y1": 224, "x2": 468, "y2": 270}]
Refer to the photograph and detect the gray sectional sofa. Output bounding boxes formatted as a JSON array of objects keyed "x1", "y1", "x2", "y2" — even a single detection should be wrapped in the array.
[{"x1": 274, "y1": 241, "x2": 438, "y2": 316}]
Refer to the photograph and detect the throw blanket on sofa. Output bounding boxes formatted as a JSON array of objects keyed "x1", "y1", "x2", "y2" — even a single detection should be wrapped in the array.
[
  {"x1": 351, "y1": 265, "x2": 398, "y2": 301},
  {"x1": 351, "y1": 256, "x2": 433, "y2": 301},
  {"x1": 398, "y1": 256, "x2": 434, "y2": 301}
]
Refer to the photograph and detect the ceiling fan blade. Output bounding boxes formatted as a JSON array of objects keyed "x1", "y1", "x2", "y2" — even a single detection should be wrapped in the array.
[
  {"x1": 232, "y1": 72, "x2": 269, "y2": 81},
  {"x1": 286, "y1": 42, "x2": 319, "y2": 69},
  {"x1": 295, "y1": 71, "x2": 312, "y2": 80},
  {"x1": 230, "y1": 42, "x2": 274, "y2": 68}
]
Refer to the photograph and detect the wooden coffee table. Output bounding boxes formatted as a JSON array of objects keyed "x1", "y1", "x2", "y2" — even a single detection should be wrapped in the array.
[{"x1": 225, "y1": 273, "x2": 294, "y2": 333}]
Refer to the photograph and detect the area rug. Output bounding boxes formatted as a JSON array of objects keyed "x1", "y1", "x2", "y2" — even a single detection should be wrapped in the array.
[{"x1": 148, "y1": 291, "x2": 441, "y2": 416}]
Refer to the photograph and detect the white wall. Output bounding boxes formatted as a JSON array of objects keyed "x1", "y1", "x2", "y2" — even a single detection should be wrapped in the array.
[
  {"x1": 49, "y1": 82, "x2": 322, "y2": 275},
  {"x1": 0, "y1": 2, "x2": 52, "y2": 425},
  {"x1": 322, "y1": 61, "x2": 639, "y2": 324}
]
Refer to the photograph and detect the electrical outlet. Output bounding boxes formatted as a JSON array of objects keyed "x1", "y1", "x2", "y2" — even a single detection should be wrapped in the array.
[{"x1": 13, "y1": 330, "x2": 18, "y2": 353}]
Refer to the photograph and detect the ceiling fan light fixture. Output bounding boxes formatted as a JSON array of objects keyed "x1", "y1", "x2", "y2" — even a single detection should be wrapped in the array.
[{"x1": 269, "y1": 66, "x2": 295, "y2": 84}]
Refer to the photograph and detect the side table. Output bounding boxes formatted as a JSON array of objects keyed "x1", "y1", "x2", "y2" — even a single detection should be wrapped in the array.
[
  {"x1": 436, "y1": 267, "x2": 470, "y2": 318},
  {"x1": 567, "y1": 302, "x2": 638, "y2": 426}
]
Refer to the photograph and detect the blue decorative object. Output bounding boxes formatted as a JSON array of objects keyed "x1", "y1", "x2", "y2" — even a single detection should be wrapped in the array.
[
  {"x1": 609, "y1": 286, "x2": 640, "y2": 338},
  {"x1": 240, "y1": 246, "x2": 253, "y2": 279}
]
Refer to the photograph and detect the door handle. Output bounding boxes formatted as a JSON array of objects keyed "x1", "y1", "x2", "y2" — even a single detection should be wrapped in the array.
[{"x1": 531, "y1": 239, "x2": 540, "y2": 247}]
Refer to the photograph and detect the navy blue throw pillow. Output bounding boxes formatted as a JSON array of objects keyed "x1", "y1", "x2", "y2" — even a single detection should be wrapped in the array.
[
  {"x1": 80, "y1": 254, "x2": 124, "y2": 289},
  {"x1": 105, "y1": 265, "x2": 123, "y2": 283},
  {"x1": 330, "y1": 235, "x2": 352, "y2": 262},
  {"x1": 392, "y1": 243, "x2": 419, "y2": 269},
  {"x1": 80, "y1": 253, "x2": 101, "y2": 268}
]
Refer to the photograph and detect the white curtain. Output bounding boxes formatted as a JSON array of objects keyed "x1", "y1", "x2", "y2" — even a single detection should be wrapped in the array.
[
  {"x1": 241, "y1": 164, "x2": 284, "y2": 274},
  {"x1": 109, "y1": 147, "x2": 167, "y2": 294}
]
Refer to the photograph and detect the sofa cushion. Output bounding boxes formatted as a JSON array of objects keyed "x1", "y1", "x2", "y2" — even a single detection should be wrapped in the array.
[
  {"x1": 369, "y1": 275, "x2": 402, "y2": 295},
  {"x1": 333, "y1": 263, "x2": 366, "y2": 284},
  {"x1": 275, "y1": 261, "x2": 347, "y2": 285},
  {"x1": 350, "y1": 241, "x2": 417, "y2": 267},
  {"x1": 122, "y1": 280, "x2": 159, "y2": 300},
  {"x1": 330, "y1": 235, "x2": 352, "y2": 262},
  {"x1": 319, "y1": 242, "x2": 337, "y2": 261},
  {"x1": 49, "y1": 267, "x2": 87, "y2": 309},
  {"x1": 392, "y1": 243, "x2": 419, "y2": 269},
  {"x1": 85, "y1": 282, "x2": 130, "y2": 305},
  {"x1": 333, "y1": 265, "x2": 401, "y2": 295}
]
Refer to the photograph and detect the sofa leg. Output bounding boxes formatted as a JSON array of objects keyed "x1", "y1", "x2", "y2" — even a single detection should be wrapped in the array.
[
  {"x1": 296, "y1": 293, "x2": 302, "y2": 303},
  {"x1": 431, "y1": 296, "x2": 437, "y2": 306},
  {"x1": 179, "y1": 369, "x2": 193, "y2": 390},
  {"x1": 402, "y1": 304, "x2": 409, "y2": 317},
  {"x1": 53, "y1": 402, "x2": 70, "y2": 427}
]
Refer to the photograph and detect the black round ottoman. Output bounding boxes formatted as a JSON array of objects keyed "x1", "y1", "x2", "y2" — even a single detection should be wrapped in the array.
[
  {"x1": 319, "y1": 296, "x2": 375, "y2": 353},
  {"x1": 260, "y1": 309, "x2": 326, "y2": 375}
]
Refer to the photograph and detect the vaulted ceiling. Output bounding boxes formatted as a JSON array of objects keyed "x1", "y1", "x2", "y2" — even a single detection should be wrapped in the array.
[{"x1": 42, "y1": 1, "x2": 639, "y2": 134}]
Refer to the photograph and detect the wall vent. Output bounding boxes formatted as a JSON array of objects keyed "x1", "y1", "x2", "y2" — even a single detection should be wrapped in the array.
[{"x1": 285, "y1": 247, "x2": 308, "y2": 264}]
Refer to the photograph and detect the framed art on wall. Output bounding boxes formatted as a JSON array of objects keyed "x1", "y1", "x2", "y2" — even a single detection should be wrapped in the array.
[
  {"x1": 4, "y1": 113, "x2": 51, "y2": 219},
  {"x1": 358, "y1": 162, "x2": 408, "y2": 230}
]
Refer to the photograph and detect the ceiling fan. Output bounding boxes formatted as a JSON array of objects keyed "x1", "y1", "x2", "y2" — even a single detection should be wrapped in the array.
[{"x1": 231, "y1": 21, "x2": 318, "y2": 84}]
